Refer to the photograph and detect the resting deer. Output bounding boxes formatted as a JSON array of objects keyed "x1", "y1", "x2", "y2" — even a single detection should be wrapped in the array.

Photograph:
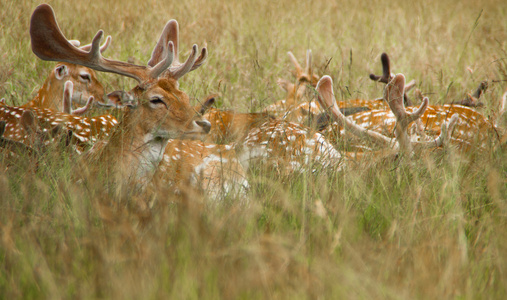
[
  {"x1": 0, "y1": 96, "x2": 117, "y2": 153},
  {"x1": 263, "y1": 50, "x2": 320, "y2": 121},
  {"x1": 29, "y1": 4, "x2": 210, "y2": 186},
  {"x1": 239, "y1": 118, "x2": 345, "y2": 173},
  {"x1": 316, "y1": 74, "x2": 459, "y2": 156},
  {"x1": 21, "y1": 37, "x2": 112, "y2": 112},
  {"x1": 195, "y1": 95, "x2": 275, "y2": 143},
  {"x1": 264, "y1": 51, "x2": 416, "y2": 126},
  {"x1": 156, "y1": 139, "x2": 249, "y2": 199},
  {"x1": 319, "y1": 75, "x2": 500, "y2": 153}
]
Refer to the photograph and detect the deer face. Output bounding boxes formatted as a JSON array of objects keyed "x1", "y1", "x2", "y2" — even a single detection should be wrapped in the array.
[
  {"x1": 61, "y1": 63, "x2": 104, "y2": 107},
  {"x1": 126, "y1": 78, "x2": 211, "y2": 141},
  {"x1": 31, "y1": 62, "x2": 105, "y2": 111}
]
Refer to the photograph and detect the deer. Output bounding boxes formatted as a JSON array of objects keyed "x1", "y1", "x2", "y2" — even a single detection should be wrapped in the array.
[
  {"x1": 319, "y1": 75, "x2": 500, "y2": 153},
  {"x1": 315, "y1": 74, "x2": 460, "y2": 156},
  {"x1": 21, "y1": 36, "x2": 112, "y2": 112},
  {"x1": 0, "y1": 96, "x2": 117, "y2": 153},
  {"x1": 194, "y1": 95, "x2": 275, "y2": 143},
  {"x1": 263, "y1": 51, "x2": 417, "y2": 126},
  {"x1": 263, "y1": 50, "x2": 320, "y2": 121},
  {"x1": 155, "y1": 138, "x2": 249, "y2": 199},
  {"x1": 29, "y1": 4, "x2": 211, "y2": 187},
  {"x1": 238, "y1": 118, "x2": 346, "y2": 173}
]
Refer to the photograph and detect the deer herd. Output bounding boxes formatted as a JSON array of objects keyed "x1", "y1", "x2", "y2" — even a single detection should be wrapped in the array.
[{"x1": 0, "y1": 4, "x2": 505, "y2": 200}]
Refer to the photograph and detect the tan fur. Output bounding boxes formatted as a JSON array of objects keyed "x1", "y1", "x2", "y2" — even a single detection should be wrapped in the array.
[
  {"x1": 203, "y1": 107, "x2": 273, "y2": 143},
  {"x1": 23, "y1": 63, "x2": 104, "y2": 112}
]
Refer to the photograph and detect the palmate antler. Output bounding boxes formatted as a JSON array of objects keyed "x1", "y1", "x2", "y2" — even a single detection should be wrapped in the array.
[
  {"x1": 316, "y1": 75, "x2": 459, "y2": 156},
  {"x1": 30, "y1": 4, "x2": 207, "y2": 83}
]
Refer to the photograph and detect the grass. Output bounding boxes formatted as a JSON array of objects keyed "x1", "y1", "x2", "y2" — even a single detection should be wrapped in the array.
[{"x1": 1, "y1": 0, "x2": 507, "y2": 298}]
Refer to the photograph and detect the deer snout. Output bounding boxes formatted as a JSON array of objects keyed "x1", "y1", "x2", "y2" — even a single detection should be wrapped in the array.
[{"x1": 195, "y1": 120, "x2": 211, "y2": 134}]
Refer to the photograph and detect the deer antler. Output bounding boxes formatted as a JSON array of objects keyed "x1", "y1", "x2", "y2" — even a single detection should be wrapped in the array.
[
  {"x1": 147, "y1": 19, "x2": 208, "y2": 80},
  {"x1": 369, "y1": 52, "x2": 415, "y2": 106},
  {"x1": 62, "y1": 81, "x2": 94, "y2": 115},
  {"x1": 287, "y1": 50, "x2": 319, "y2": 85},
  {"x1": 30, "y1": 4, "x2": 175, "y2": 82},
  {"x1": 317, "y1": 75, "x2": 456, "y2": 154},
  {"x1": 316, "y1": 75, "x2": 393, "y2": 148},
  {"x1": 71, "y1": 35, "x2": 112, "y2": 53},
  {"x1": 369, "y1": 53, "x2": 393, "y2": 83},
  {"x1": 384, "y1": 74, "x2": 428, "y2": 154}
]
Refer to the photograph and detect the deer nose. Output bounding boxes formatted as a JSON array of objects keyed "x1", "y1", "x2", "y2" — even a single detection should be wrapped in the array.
[{"x1": 195, "y1": 120, "x2": 211, "y2": 134}]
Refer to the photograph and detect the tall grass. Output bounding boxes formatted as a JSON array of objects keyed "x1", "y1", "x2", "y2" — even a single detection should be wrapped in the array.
[{"x1": 1, "y1": 0, "x2": 506, "y2": 298}]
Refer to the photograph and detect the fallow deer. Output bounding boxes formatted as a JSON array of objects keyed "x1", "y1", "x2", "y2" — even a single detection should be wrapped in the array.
[
  {"x1": 265, "y1": 51, "x2": 416, "y2": 125},
  {"x1": 263, "y1": 50, "x2": 320, "y2": 121},
  {"x1": 195, "y1": 95, "x2": 275, "y2": 143},
  {"x1": 316, "y1": 74, "x2": 459, "y2": 156},
  {"x1": 240, "y1": 118, "x2": 345, "y2": 173},
  {"x1": 21, "y1": 37, "x2": 112, "y2": 112},
  {"x1": 29, "y1": 4, "x2": 210, "y2": 186},
  {"x1": 156, "y1": 139, "x2": 249, "y2": 199},
  {"x1": 319, "y1": 75, "x2": 500, "y2": 153}
]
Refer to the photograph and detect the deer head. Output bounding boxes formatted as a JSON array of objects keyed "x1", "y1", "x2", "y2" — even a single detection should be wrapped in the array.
[
  {"x1": 24, "y1": 36, "x2": 112, "y2": 112},
  {"x1": 29, "y1": 4, "x2": 211, "y2": 184}
]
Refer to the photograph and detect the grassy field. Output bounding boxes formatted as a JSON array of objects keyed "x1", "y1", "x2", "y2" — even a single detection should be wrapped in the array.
[{"x1": 1, "y1": 0, "x2": 507, "y2": 298}]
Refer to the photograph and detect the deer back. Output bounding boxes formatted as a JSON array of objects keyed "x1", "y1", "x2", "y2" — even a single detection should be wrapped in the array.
[{"x1": 156, "y1": 139, "x2": 249, "y2": 199}]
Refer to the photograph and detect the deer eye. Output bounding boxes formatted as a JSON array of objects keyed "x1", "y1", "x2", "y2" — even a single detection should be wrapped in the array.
[
  {"x1": 150, "y1": 97, "x2": 168, "y2": 109},
  {"x1": 79, "y1": 73, "x2": 91, "y2": 82}
]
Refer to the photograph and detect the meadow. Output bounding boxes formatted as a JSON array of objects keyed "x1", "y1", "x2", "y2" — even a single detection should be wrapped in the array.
[{"x1": 1, "y1": 0, "x2": 506, "y2": 298}]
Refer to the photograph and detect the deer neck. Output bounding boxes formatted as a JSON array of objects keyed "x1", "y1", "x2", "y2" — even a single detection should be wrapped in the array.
[
  {"x1": 100, "y1": 108, "x2": 169, "y2": 185},
  {"x1": 23, "y1": 76, "x2": 63, "y2": 110}
]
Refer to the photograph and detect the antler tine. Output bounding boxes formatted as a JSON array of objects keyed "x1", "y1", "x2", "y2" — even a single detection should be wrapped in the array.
[
  {"x1": 149, "y1": 42, "x2": 175, "y2": 79},
  {"x1": 422, "y1": 113, "x2": 459, "y2": 149},
  {"x1": 305, "y1": 49, "x2": 312, "y2": 79},
  {"x1": 472, "y1": 81, "x2": 488, "y2": 99},
  {"x1": 405, "y1": 79, "x2": 416, "y2": 93},
  {"x1": 164, "y1": 44, "x2": 199, "y2": 80},
  {"x1": 63, "y1": 81, "x2": 73, "y2": 114},
  {"x1": 30, "y1": 4, "x2": 167, "y2": 83},
  {"x1": 369, "y1": 53, "x2": 392, "y2": 83},
  {"x1": 316, "y1": 75, "x2": 392, "y2": 147},
  {"x1": 63, "y1": 80, "x2": 95, "y2": 115},
  {"x1": 384, "y1": 74, "x2": 428, "y2": 153},
  {"x1": 288, "y1": 51, "x2": 303, "y2": 78},
  {"x1": 189, "y1": 47, "x2": 208, "y2": 71},
  {"x1": 72, "y1": 97, "x2": 94, "y2": 115},
  {"x1": 79, "y1": 35, "x2": 112, "y2": 53}
]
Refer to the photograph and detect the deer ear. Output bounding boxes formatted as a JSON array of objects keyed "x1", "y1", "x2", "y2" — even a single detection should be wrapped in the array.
[
  {"x1": 199, "y1": 97, "x2": 215, "y2": 115},
  {"x1": 55, "y1": 64, "x2": 69, "y2": 80}
]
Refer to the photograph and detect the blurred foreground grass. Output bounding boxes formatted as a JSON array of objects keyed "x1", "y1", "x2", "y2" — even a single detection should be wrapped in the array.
[{"x1": 1, "y1": 0, "x2": 506, "y2": 298}]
